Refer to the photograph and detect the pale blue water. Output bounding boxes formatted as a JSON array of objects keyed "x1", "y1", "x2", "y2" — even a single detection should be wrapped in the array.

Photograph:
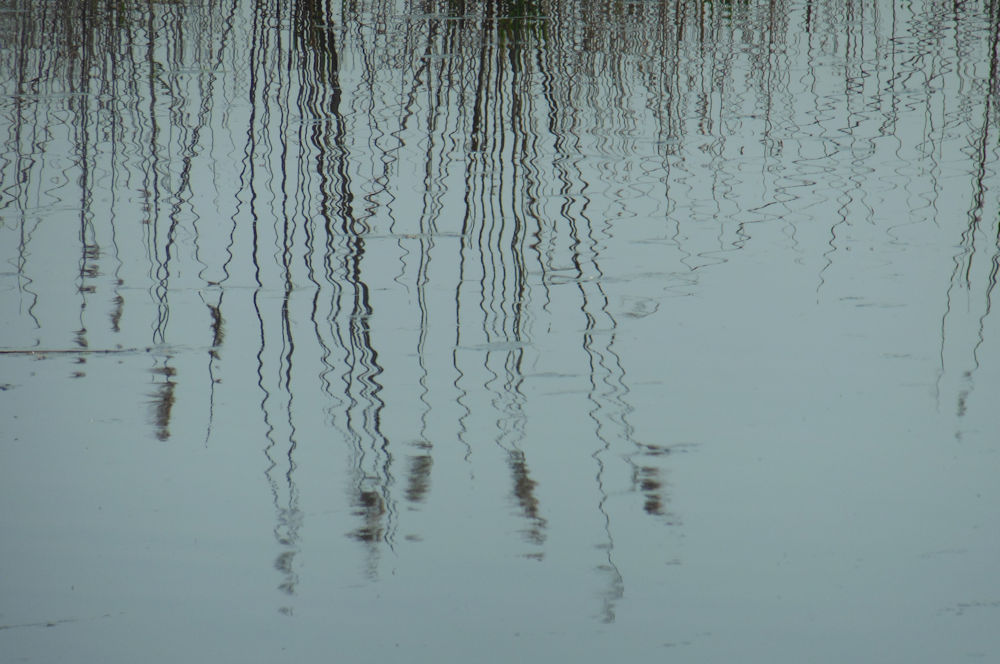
[{"x1": 2, "y1": 0, "x2": 1000, "y2": 661}]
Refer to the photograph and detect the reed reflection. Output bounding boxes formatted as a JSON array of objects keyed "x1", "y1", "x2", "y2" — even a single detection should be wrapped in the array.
[
  {"x1": 148, "y1": 361, "x2": 177, "y2": 442},
  {"x1": 3, "y1": 0, "x2": 1000, "y2": 621},
  {"x1": 937, "y1": 0, "x2": 1000, "y2": 429}
]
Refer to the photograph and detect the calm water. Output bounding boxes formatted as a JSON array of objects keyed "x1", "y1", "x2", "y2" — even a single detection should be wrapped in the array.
[{"x1": 2, "y1": 0, "x2": 1000, "y2": 661}]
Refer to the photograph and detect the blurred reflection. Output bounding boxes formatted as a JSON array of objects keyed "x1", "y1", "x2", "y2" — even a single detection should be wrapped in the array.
[
  {"x1": 405, "y1": 451, "x2": 433, "y2": 504},
  {"x1": 148, "y1": 362, "x2": 176, "y2": 442}
]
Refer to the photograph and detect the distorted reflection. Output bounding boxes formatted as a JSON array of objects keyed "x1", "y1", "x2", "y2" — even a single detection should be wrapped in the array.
[
  {"x1": 148, "y1": 363, "x2": 176, "y2": 442},
  {"x1": 2, "y1": 0, "x2": 1000, "y2": 641},
  {"x1": 404, "y1": 451, "x2": 433, "y2": 504}
]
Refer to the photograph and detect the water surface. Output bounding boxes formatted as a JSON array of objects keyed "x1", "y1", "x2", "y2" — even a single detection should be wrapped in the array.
[{"x1": 3, "y1": 0, "x2": 1000, "y2": 661}]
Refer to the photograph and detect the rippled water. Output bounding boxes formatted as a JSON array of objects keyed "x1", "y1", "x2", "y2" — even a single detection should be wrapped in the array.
[{"x1": 2, "y1": 0, "x2": 1000, "y2": 660}]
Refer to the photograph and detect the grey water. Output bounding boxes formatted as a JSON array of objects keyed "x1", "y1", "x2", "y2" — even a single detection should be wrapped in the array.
[{"x1": 2, "y1": 0, "x2": 1000, "y2": 661}]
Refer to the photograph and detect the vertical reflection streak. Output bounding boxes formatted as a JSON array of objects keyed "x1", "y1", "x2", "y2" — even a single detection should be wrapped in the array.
[{"x1": 143, "y1": 5, "x2": 167, "y2": 344}]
